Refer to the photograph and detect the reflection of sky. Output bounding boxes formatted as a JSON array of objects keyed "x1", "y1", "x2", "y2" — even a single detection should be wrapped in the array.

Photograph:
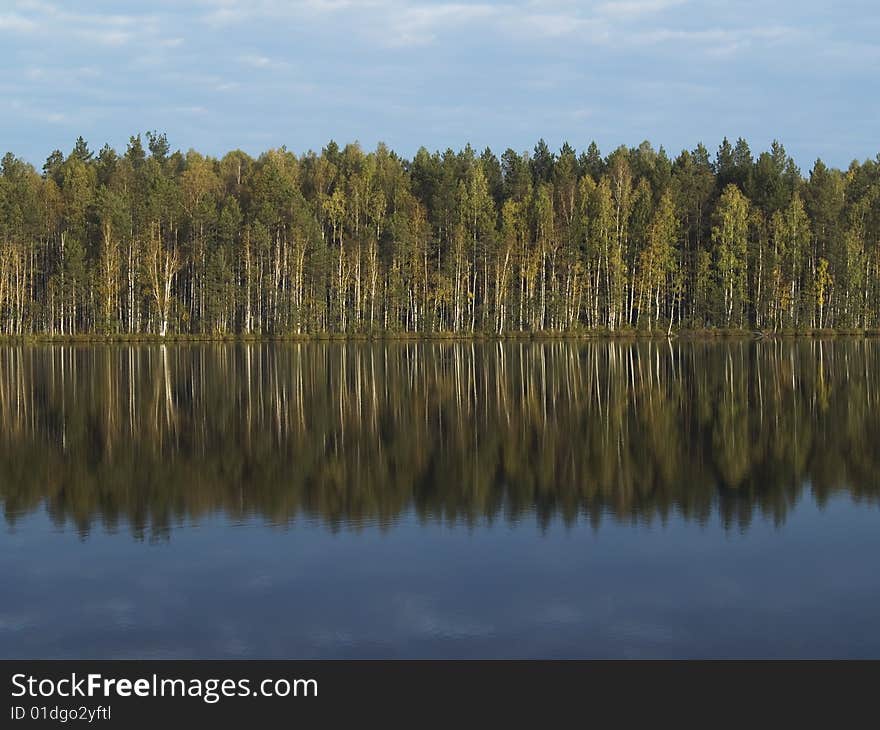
[
  {"x1": 0, "y1": 1, "x2": 877, "y2": 168},
  {"x1": 2, "y1": 495, "x2": 879, "y2": 658}
]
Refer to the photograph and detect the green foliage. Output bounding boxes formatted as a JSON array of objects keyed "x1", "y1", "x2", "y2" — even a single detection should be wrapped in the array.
[
  {"x1": 712, "y1": 185, "x2": 750, "y2": 326},
  {"x1": 0, "y1": 136, "x2": 878, "y2": 335}
]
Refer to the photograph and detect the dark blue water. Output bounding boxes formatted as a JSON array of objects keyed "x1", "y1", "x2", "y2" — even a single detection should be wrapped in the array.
[
  {"x1": 3, "y1": 499, "x2": 880, "y2": 658},
  {"x1": 1, "y1": 341, "x2": 879, "y2": 658}
]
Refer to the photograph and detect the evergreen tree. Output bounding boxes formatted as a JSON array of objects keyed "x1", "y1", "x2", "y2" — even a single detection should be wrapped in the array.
[{"x1": 0, "y1": 135, "x2": 876, "y2": 336}]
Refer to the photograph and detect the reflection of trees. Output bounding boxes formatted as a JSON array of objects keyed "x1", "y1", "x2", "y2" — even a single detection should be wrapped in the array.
[{"x1": 0, "y1": 340, "x2": 878, "y2": 538}]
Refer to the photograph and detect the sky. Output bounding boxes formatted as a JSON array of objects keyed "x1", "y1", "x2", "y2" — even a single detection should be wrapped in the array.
[{"x1": 1, "y1": 0, "x2": 878, "y2": 170}]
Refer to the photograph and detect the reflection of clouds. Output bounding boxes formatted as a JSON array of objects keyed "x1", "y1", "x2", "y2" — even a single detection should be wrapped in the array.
[
  {"x1": 607, "y1": 619, "x2": 689, "y2": 647},
  {"x1": 0, "y1": 613, "x2": 32, "y2": 632},
  {"x1": 309, "y1": 629, "x2": 357, "y2": 649},
  {"x1": 394, "y1": 594, "x2": 496, "y2": 641},
  {"x1": 702, "y1": 575, "x2": 748, "y2": 604},
  {"x1": 5, "y1": 485, "x2": 879, "y2": 659},
  {"x1": 82, "y1": 597, "x2": 138, "y2": 628},
  {"x1": 247, "y1": 573, "x2": 275, "y2": 590},
  {"x1": 107, "y1": 645, "x2": 197, "y2": 660},
  {"x1": 215, "y1": 636, "x2": 250, "y2": 657},
  {"x1": 535, "y1": 602, "x2": 585, "y2": 626}
]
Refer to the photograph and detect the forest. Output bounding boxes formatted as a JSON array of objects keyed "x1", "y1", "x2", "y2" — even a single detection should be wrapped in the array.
[{"x1": 0, "y1": 134, "x2": 879, "y2": 336}]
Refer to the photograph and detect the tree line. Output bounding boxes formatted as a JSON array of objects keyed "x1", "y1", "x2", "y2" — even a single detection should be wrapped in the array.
[{"x1": 1, "y1": 134, "x2": 879, "y2": 336}]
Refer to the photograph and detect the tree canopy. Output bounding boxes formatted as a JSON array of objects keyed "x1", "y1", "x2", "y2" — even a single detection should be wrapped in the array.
[{"x1": 1, "y1": 135, "x2": 879, "y2": 336}]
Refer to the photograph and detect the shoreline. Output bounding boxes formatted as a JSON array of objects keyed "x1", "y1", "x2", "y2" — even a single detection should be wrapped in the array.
[{"x1": 0, "y1": 328, "x2": 877, "y2": 344}]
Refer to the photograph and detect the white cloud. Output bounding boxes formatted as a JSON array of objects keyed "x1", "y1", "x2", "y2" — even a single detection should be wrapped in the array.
[
  {"x1": 201, "y1": 0, "x2": 498, "y2": 45},
  {"x1": 199, "y1": 0, "x2": 366, "y2": 26},
  {"x1": 4, "y1": 97, "x2": 68, "y2": 124},
  {"x1": 0, "y1": 0, "x2": 873, "y2": 169},
  {"x1": 240, "y1": 54, "x2": 273, "y2": 68},
  {"x1": 190, "y1": 0, "x2": 792, "y2": 54},
  {"x1": 173, "y1": 105, "x2": 208, "y2": 115},
  {"x1": 570, "y1": 107, "x2": 593, "y2": 120},
  {"x1": 201, "y1": 6, "x2": 247, "y2": 26},
  {"x1": 0, "y1": 13, "x2": 37, "y2": 32},
  {"x1": 633, "y1": 24, "x2": 802, "y2": 52},
  {"x1": 383, "y1": 3, "x2": 498, "y2": 47},
  {"x1": 238, "y1": 54, "x2": 290, "y2": 70},
  {"x1": 79, "y1": 28, "x2": 133, "y2": 46},
  {"x1": 597, "y1": 0, "x2": 689, "y2": 19},
  {"x1": 500, "y1": 11, "x2": 606, "y2": 40},
  {"x1": 23, "y1": 65, "x2": 101, "y2": 82},
  {"x1": 3, "y1": 1, "x2": 163, "y2": 46}
]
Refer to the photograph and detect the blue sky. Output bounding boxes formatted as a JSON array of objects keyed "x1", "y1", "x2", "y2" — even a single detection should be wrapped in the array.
[{"x1": 1, "y1": 0, "x2": 878, "y2": 169}]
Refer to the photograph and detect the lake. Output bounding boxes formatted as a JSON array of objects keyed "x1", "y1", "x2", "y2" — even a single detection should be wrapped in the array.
[{"x1": 1, "y1": 339, "x2": 879, "y2": 658}]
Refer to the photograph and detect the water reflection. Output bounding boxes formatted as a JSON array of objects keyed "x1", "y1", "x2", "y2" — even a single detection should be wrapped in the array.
[{"x1": 1, "y1": 339, "x2": 878, "y2": 538}]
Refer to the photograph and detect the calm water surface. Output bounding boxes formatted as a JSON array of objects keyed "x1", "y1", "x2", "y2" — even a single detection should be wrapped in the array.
[{"x1": 1, "y1": 340, "x2": 879, "y2": 658}]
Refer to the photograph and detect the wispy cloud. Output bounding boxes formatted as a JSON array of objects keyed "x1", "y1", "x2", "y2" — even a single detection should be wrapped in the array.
[
  {"x1": 239, "y1": 54, "x2": 273, "y2": 68},
  {"x1": 199, "y1": 0, "x2": 366, "y2": 27},
  {"x1": 79, "y1": 28, "x2": 133, "y2": 46},
  {"x1": 597, "y1": 0, "x2": 689, "y2": 19},
  {"x1": 192, "y1": 0, "x2": 800, "y2": 54},
  {"x1": 502, "y1": 10, "x2": 609, "y2": 40},
  {"x1": 0, "y1": 0, "x2": 874, "y2": 169},
  {"x1": 633, "y1": 24, "x2": 803, "y2": 56},
  {"x1": 172, "y1": 105, "x2": 208, "y2": 116},
  {"x1": 238, "y1": 53, "x2": 290, "y2": 70},
  {"x1": 0, "y1": 12, "x2": 37, "y2": 32},
  {"x1": 6, "y1": 98, "x2": 68, "y2": 124},
  {"x1": 382, "y1": 3, "x2": 498, "y2": 46}
]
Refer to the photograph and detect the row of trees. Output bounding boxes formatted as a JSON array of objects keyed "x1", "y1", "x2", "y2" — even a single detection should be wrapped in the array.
[{"x1": 1, "y1": 135, "x2": 879, "y2": 336}]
